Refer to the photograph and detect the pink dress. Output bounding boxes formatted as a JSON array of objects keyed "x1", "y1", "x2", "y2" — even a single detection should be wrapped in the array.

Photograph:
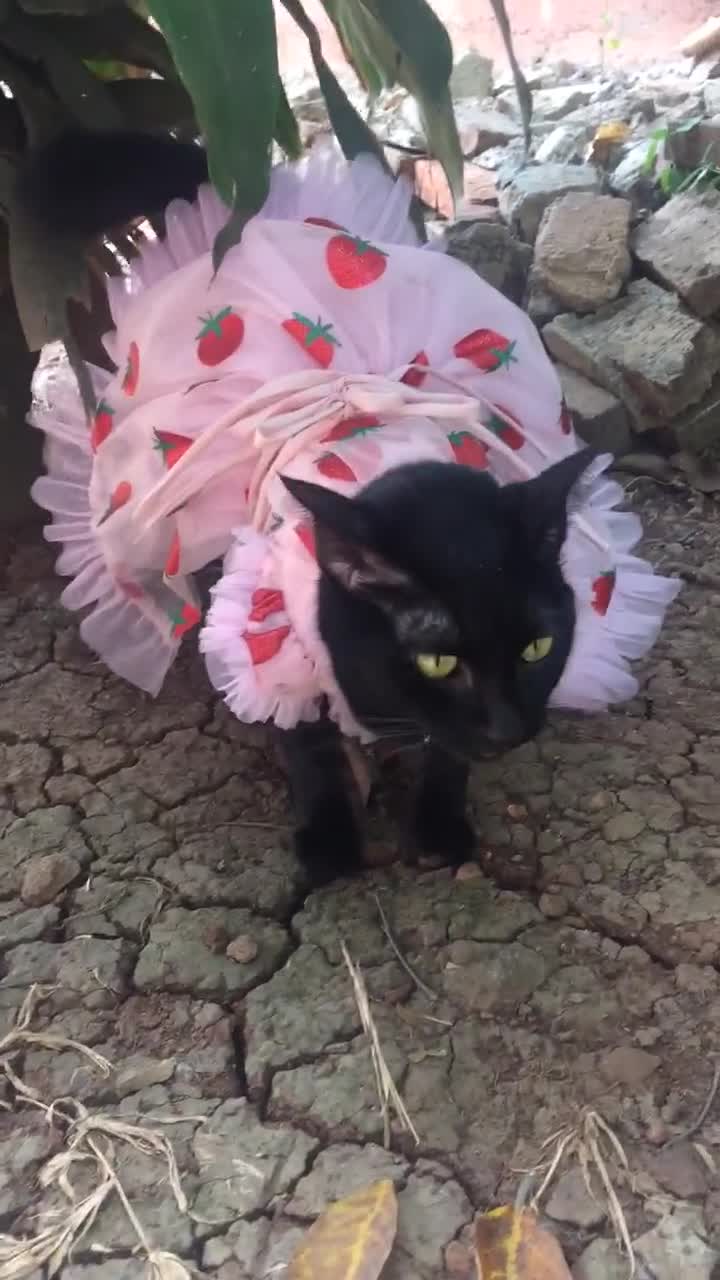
[{"x1": 30, "y1": 148, "x2": 679, "y2": 737}]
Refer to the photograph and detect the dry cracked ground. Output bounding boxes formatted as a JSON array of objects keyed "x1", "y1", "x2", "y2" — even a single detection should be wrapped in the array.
[{"x1": 3, "y1": 479, "x2": 720, "y2": 1280}]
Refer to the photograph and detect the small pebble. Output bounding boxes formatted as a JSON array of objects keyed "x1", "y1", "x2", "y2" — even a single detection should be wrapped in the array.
[
  {"x1": 21, "y1": 852, "x2": 80, "y2": 906},
  {"x1": 507, "y1": 803, "x2": 528, "y2": 820},
  {"x1": 226, "y1": 934, "x2": 259, "y2": 964},
  {"x1": 203, "y1": 922, "x2": 230, "y2": 954},
  {"x1": 539, "y1": 891, "x2": 568, "y2": 919},
  {"x1": 444, "y1": 1240, "x2": 474, "y2": 1277},
  {"x1": 455, "y1": 862, "x2": 483, "y2": 881}
]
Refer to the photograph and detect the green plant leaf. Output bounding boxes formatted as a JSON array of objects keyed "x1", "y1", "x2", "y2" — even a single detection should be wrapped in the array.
[
  {"x1": 8, "y1": 205, "x2": 90, "y2": 351},
  {"x1": 275, "y1": 79, "x2": 302, "y2": 159},
  {"x1": 642, "y1": 135, "x2": 660, "y2": 176},
  {"x1": 2, "y1": 13, "x2": 125, "y2": 130},
  {"x1": 40, "y1": 7, "x2": 177, "y2": 79},
  {"x1": 148, "y1": 0, "x2": 279, "y2": 216},
  {"x1": 317, "y1": 0, "x2": 463, "y2": 202},
  {"x1": 108, "y1": 77, "x2": 196, "y2": 132},
  {"x1": 281, "y1": 0, "x2": 388, "y2": 168}
]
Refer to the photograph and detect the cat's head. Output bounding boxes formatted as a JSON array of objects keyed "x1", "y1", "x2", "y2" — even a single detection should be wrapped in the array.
[{"x1": 283, "y1": 449, "x2": 595, "y2": 759}]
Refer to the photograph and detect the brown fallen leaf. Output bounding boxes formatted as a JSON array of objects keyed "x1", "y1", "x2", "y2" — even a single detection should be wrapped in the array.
[
  {"x1": 288, "y1": 1178, "x2": 398, "y2": 1280},
  {"x1": 475, "y1": 1206, "x2": 572, "y2": 1280}
]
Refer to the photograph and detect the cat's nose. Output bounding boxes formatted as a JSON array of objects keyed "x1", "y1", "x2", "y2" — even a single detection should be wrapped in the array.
[{"x1": 484, "y1": 704, "x2": 527, "y2": 748}]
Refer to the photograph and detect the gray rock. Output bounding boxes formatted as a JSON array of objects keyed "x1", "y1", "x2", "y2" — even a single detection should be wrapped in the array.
[
  {"x1": 543, "y1": 280, "x2": 720, "y2": 429},
  {"x1": 21, "y1": 850, "x2": 81, "y2": 905},
  {"x1": 668, "y1": 117, "x2": 720, "y2": 170},
  {"x1": 634, "y1": 191, "x2": 720, "y2": 318},
  {"x1": 0, "y1": 806, "x2": 90, "y2": 897},
  {"x1": 499, "y1": 84, "x2": 596, "y2": 123},
  {"x1": 556, "y1": 364, "x2": 631, "y2": 453},
  {"x1": 534, "y1": 192, "x2": 631, "y2": 311},
  {"x1": 572, "y1": 1238, "x2": 635, "y2": 1279},
  {"x1": 202, "y1": 1217, "x2": 305, "y2": 1278},
  {"x1": 499, "y1": 163, "x2": 601, "y2": 242},
  {"x1": 535, "y1": 123, "x2": 590, "y2": 164},
  {"x1": 287, "y1": 1142, "x2": 408, "y2": 1217},
  {"x1": 546, "y1": 1168, "x2": 606, "y2": 1227},
  {"x1": 385, "y1": 1169, "x2": 473, "y2": 1279},
  {"x1": 704, "y1": 80, "x2": 720, "y2": 114},
  {"x1": 134, "y1": 905, "x2": 290, "y2": 1000},
  {"x1": 0, "y1": 902, "x2": 60, "y2": 951},
  {"x1": 444, "y1": 220, "x2": 532, "y2": 303},
  {"x1": 599, "y1": 1045, "x2": 661, "y2": 1086},
  {"x1": 457, "y1": 107, "x2": 520, "y2": 157},
  {"x1": 610, "y1": 141, "x2": 658, "y2": 203},
  {"x1": 192, "y1": 1098, "x2": 318, "y2": 1223},
  {"x1": 0, "y1": 936, "x2": 132, "y2": 1011},
  {"x1": 0, "y1": 1112, "x2": 60, "y2": 1217},
  {"x1": 634, "y1": 1207, "x2": 719, "y2": 1280},
  {"x1": 443, "y1": 940, "x2": 551, "y2": 1013},
  {"x1": 644, "y1": 1140, "x2": 708, "y2": 1198},
  {"x1": 451, "y1": 50, "x2": 493, "y2": 101}
]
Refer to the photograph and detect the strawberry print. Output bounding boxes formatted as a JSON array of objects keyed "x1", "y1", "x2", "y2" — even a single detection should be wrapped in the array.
[
  {"x1": 487, "y1": 408, "x2": 525, "y2": 451},
  {"x1": 454, "y1": 329, "x2": 517, "y2": 372},
  {"x1": 592, "y1": 570, "x2": 616, "y2": 616},
  {"x1": 165, "y1": 531, "x2": 181, "y2": 577},
  {"x1": 282, "y1": 313, "x2": 340, "y2": 368},
  {"x1": 326, "y1": 234, "x2": 388, "y2": 290},
  {"x1": 322, "y1": 413, "x2": 382, "y2": 444},
  {"x1": 153, "y1": 430, "x2": 193, "y2": 469},
  {"x1": 448, "y1": 431, "x2": 489, "y2": 469},
  {"x1": 296, "y1": 522, "x2": 317, "y2": 559},
  {"x1": 196, "y1": 307, "x2": 244, "y2": 366},
  {"x1": 122, "y1": 341, "x2": 140, "y2": 395},
  {"x1": 305, "y1": 216, "x2": 346, "y2": 231},
  {"x1": 316, "y1": 453, "x2": 357, "y2": 483},
  {"x1": 91, "y1": 400, "x2": 114, "y2": 452},
  {"x1": 243, "y1": 625, "x2": 291, "y2": 665},
  {"x1": 98, "y1": 480, "x2": 132, "y2": 526},
  {"x1": 559, "y1": 398, "x2": 573, "y2": 436},
  {"x1": 249, "y1": 588, "x2": 285, "y2": 623},
  {"x1": 401, "y1": 351, "x2": 429, "y2": 388},
  {"x1": 169, "y1": 602, "x2": 201, "y2": 638}
]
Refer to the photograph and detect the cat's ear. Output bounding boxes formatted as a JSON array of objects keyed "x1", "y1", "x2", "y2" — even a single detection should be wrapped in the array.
[
  {"x1": 281, "y1": 476, "x2": 413, "y2": 595},
  {"x1": 503, "y1": 447, "x2": 599, "y2": 560}
]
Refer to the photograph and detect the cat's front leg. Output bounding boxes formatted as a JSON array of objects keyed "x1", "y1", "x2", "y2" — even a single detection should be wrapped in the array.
[
  {"x1": 277, "y1": 719, "x2": 364, "y2": 888},
  {"x1": 412, "y1": 743, "x2": 475, "y2": 867}
]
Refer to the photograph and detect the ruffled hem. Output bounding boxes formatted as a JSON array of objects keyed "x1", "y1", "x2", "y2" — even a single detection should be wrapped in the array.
[
  {"x1": 200, "y1": 527, "x2": 324, "y2": 730},
  {"x1": 30, "y1": 345, "x2": 178, "y2": 695},
  {"x1": 550, "y1": 461, "x2": 681, "y2": 712}
]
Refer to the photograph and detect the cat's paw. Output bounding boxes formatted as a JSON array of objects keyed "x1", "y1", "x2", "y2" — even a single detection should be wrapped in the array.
[
  {"x1": 294, "y1": 801, "x2": 365, "y2": 889},
  {"x1": 412, "y1": 807, "x2": 476, "y2": 869}
]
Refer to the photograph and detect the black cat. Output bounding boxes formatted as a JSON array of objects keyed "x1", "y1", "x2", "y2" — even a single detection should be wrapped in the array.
[{"x1": 22, "y1": 130, "x2": 594, "y2": 886}]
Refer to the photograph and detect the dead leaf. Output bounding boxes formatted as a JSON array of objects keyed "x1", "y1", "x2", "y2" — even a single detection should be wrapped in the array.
[
  {"x1": 587, "y1": 120, "x2": 630, "y2": 166},
  {"x1": 287, "y1": 1179, "x2": 398, "y2": 1280},
  {"x1": 474, "y1": 1207, "x2": 572, "y2": 1280}
]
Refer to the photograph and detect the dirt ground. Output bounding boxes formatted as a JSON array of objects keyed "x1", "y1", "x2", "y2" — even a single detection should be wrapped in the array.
[
  {"x1": 276, "y1": 0, "x2": 719, "y2": 79},
  {"x1": 1, "y1": 474, "x2": 720, "y2": 1278}
]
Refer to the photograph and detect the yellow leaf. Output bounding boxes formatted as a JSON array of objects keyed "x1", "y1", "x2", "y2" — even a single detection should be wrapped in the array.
[
  {"x1": 474, "y1": 1206, "x2": 572, "y2": 1280},
  {"x1": 288, "y1": 1179, "x2": 398, "y2": 1280},
  {"x1": 593, "y1": 121, "x2": 631, "y2": 145}
]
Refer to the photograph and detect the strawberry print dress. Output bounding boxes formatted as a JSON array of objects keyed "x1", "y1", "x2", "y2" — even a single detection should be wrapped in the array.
[{"x1": 30, "y1": 147, "x2": 679, "y2": 735}]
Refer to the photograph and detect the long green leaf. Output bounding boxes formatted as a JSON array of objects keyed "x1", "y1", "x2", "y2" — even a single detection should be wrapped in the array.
[
  {"x1": 147, "y1": 0, "x2": 279, "y2": 215},
  {"x1": 281, "y1": 0, "x2": 387, "y2": 168},
  {"x1": 318, "y1": 0, "x2": 463, "y2": 203},
  {"x1": 40, "y1": 7, "x2": 178, "y2": 79},
  {"x1": 3, "y1": 14, "x2": 125, "y2": 131}
]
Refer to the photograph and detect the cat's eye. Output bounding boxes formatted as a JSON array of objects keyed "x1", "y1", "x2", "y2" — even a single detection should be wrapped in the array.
[
  {"x1": 416, "y1": 654, "x2": 458, "y2": 679},
  {"x1": 521, "y1": 636, "x2": 553, "y2": 663}
]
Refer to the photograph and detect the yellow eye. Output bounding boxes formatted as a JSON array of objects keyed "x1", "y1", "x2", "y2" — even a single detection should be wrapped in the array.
[
  {"x1": 416, "y1": 654, "x2": 458, "y2": 679},
  {"x1": 521, "y1": 636, "x2": 553, "y2": 663}
]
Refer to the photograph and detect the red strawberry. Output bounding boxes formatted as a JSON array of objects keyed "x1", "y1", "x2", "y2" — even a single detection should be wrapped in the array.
[
  {"x1": 448, "y1": 431, "x2": 489, "y2": 469},
  {"x1": 165, "y1": 531, "x2": 181, "y2": 577},
  {"x1": 401, "y1": 351, "x2": 429, "y2": 388},
  {"x1": 243, "y1": 625, "x2": 291, "y2": 665},
  {"x1": 591, "y1": 569, "x2": 616, "y2": 616},
  {"x1": 296, "y1": 522, "x2": 316, "y2": 559},
  {"x1": 487, "y1": 409, "x2": 525, "y2": 451},
  {"x1": 454, "y1": 329, "x2": 517, "y2": 372},
  {"x1": 169, "y1": 602, "x2": 201, "y2": 638},
  {"x1": 98, "y1": 480, "x2": 132, "y2": 525},
  {"x1": 305, "y1": 216, "x2": 346, "y2": 231},
  {"x1": 122, "y1": 341, "x2": 140, "y2": 395},
  {"x1": 316, "y1": 453, "x2": 357, "y2": 482},
  {"x1": 559, "y1": 398, "x2": 573, "y2": 436},
  {"x1": 196, "y1": 307, "x2": 244, "y2": 366},
  {"x1": 322, "y1": 413, "x2": 381, "y2": 443},
  {"x1": 91, "y1": 400, "x2": 114, "y2": 452},
  {"x1": 153, "y1": 430, "x2": 193, "y2": 469},
  {"x1": 326, "y1": 234, "x2": 387, "y2": 289},
  {"x1": 249, "y1": 588, "x2": 285, "y2": 623},
  {"x1": 282, "y1": 313, "x2": 340, "y2": 368}
]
